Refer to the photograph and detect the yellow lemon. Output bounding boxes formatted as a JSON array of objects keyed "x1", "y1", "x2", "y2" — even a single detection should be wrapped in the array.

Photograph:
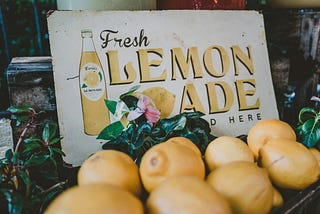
[
  {"x1": 309, "y1": 148, "x2": 320, "y2": 167},
  {"x1": 204, "y1": 136, "x2": 254, "y2": 171},
  {"x1": 247, "y1": 119, "x2": 296, "y2": 159},
  {"x1": 272, "y1": 186, "x2": 283, "y2": 208},
  {"x1": 165, "y1": 136, "x2": 202, "y2": 157},
  {"x1": 146, "y1": 176, "x2": 232, "y2": 214},
  {"x1": 207, "y1": 161, "x2": 273, "y2": 214},
  {"x1": 259, "y1": 138, "x2": 320, "y2": 190},
  {"x1": 44, "y1": 184, "x2": 143, "y2": 214},
  {"x1": 77, "y1": 150, "x2": 142, "y2": 197},
  {"x1": 139, "y1": 140, "x2": 205, "y2": 192}
]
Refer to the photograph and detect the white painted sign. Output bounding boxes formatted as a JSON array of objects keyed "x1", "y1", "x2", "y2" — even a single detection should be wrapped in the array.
[{"x1": 48, "y1": 10, "x2": 278, "y2": 166}]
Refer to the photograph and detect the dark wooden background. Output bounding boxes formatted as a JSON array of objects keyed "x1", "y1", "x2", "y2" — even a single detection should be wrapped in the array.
[{"x1": 264, "y1": 11, "x2": 320, "y2": 127}]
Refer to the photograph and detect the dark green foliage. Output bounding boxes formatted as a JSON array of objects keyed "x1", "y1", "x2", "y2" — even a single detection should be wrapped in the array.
[
  {"x1": 98, "y1": 86, "x2": 216, "y2": 164},
  {"x1": 101, "y1": 111, "x2": 216, "y2": 164},
  {"x1": 0, "y1": 105, "x2": 66, "y2": 214}
]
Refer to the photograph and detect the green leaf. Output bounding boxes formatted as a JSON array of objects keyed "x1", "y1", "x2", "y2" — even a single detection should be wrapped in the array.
[
  {"x1": 5, "y1": 149, "x2": 13, "y2": 163},
  {"x1": 160, "y1": 115, "x2": 187, "y2": 133},
  {"x1": 120, "y1": 85, "x2": 140, "y2": 99},
  {"x1": 23, "y1": 142, "x2": 42, "y2": 153},
  {"x1": 298, "y1": 107, "x2": 318, "y2": 124},
  {"x1": 48, "y1": 137, "x2": 62, "y2": 146},
  {"x1": 10, "y1": 154, "x2": 19, "y2": 166},
  {"x1": 1, "y1": 189, "x2": 24, "y2": 214},
  {"x1": 18, "y1": 170, "x2": 31, "y2": 189},
  {"x1": 40, "y1": 123, "x2": 59, "y2": 144},
  {"x1": 13, "y1": 115, "x2": 30, "y2": 127},
  {"x1": 120, "y1": 95, "x2": 139, "y2": 109},
  {"x1": 131, "y1": 123, "x2": 152, "y2": 150},
  {"x1": 185, "y1": 111, "x2": 205, "y2": 118},
  {"x1": 300, "y1": 119, "x2": 320, "y2": 148},
  {"x1": 304, "y1": 129, "x2": 320, "y2": 148},
  {"x1": 104, "y1": 100, "x2": 118, "y2": 115},
  {"x1": 7, "y1": 105, "x2": 33, "y2": 114},
  {"x1": 42, "y1": 123, "x2": 50, "y2": 142},
  {"x1": 300, "y1": 118, "x2": 316, "y2": 133},
  {"x1": 48, "y1": 123, "x2": 58, "y2": 140},
  {"x1": 49, "y1": 147, "x2": 66, "y2": 157},
  {"x1": 24, "y1": 137, "x2": 43, "y2": 144},
  {"x1": 24, "y1": 155, "x2": 49, "y2": 168},
  {"x1": 97, "y1": 121, "x2": 124, "y2": 141}
]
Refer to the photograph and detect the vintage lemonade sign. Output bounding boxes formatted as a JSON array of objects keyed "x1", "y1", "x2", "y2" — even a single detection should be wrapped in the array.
[{"x1": 48, "y1": 10, "x2": 278, "y2": 166}]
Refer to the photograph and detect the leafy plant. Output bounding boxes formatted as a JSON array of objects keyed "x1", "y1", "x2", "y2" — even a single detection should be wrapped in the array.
[
  {"x1": 0, "y1": 105, "x2": 66, "y2": 214},
  {"x1": 98, "y1": 86, "x2": 216, "y2": 164},
  {"x1": 297, "y1": 106, "x2": 320, "y2": 149}
]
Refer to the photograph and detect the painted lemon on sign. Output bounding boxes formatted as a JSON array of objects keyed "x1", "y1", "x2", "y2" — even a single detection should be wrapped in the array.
[
  {"x1": 141, "y1": 87, "x2": 176, "y2": 119},
  {"x1": 84, "y1": 70, "x2": 101, "y2": 87}
]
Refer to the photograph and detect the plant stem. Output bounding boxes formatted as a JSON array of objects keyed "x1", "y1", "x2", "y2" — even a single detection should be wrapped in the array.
[
  {"x1": 38, "y1": 180, "x2": 68, "y2": 214},
  {"x1": 41, "y1": 180, "x2": 68, "y2": 196},
  {"x1": 14, "y1": 122, "x2": 31, "y2": 153},
  {"x1": 14, "y1": 109, "x2": 36, "y2": 153}
]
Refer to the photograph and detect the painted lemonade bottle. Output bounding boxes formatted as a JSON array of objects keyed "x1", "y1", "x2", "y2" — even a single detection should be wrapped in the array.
[{"x1": 79, "y1": 29, "x2": 109, "y2": 135}]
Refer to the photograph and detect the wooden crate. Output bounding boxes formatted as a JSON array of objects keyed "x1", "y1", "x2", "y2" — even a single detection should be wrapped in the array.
[
  {"x1": 6, "y1": 57, "x2": 57, "y2": 142},
  {"x1": 7, "y1": 57, "x2": 56, "y2": 111},
  {"x1": 272, "y1": 179, "x2": 320, "y2": 214}
]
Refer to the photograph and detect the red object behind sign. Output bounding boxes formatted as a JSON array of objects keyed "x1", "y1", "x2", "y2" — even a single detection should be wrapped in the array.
[{"x1": 157, "y1": 0, "x2": 246, "y2": 10}]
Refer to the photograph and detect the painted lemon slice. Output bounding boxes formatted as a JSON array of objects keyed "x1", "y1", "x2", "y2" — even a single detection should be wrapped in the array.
[{"x1": 84, "y1": 70, "x2": 100, "y2": 87}]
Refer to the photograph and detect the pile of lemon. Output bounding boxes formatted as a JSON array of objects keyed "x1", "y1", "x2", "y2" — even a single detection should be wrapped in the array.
[{"x1": 44, "y1": 119, "x2": 320, "y2": 214}]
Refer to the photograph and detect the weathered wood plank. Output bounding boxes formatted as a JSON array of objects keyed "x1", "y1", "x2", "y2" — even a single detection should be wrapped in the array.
[{"x1": 7, "y1": 56, "x2": 56, "y2": 111}]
